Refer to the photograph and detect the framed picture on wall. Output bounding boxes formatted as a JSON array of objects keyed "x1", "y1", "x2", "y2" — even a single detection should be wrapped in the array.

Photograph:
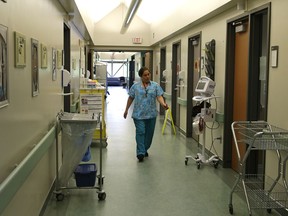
[
  {"x1": 31, "y1": 38, "x2": 39, "y2": 97},
  {"x1": 52, "y1": 48, "x2": 57, "y2": 81},
  {"x1": 14, "y1": 31, "x2": 26, "y2": 67},
  {"x1": 0, "y1": 24, "x2": 8, "y2": 108},
  {"x1": 41, "y1": 43, "x2": 48, "y2": 68}
]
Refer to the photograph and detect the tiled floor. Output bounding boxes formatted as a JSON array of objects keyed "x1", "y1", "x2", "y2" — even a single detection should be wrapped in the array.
[{"x1": 43, "y1": 86, "x2": 282, "y2": 216}]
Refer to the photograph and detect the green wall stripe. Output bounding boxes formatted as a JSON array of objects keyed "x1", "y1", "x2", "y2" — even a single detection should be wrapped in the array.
[
  {"x1": 0, "y1": 126, "x2": 56, "y2": 215},
  {"x1": 177, "y1": 97, "x2": 187, "y2": 106},
  {"x1": 163, "y1": 92, "x2": 171, "y2": 100}
]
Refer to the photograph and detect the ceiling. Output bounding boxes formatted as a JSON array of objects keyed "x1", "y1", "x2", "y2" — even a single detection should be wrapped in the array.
[
  {"x1": 74, "y1": 0, "x2": 194, "y2": 60},
  {"x1": 75, "y1": 0, "x2": 189, "y2": 24},
  {"x1": 64, "y1": 0, "x2": 235, "y2": 60}
]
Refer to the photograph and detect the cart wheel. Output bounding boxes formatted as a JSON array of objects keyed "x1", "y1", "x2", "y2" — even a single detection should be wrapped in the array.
[
  {"x1": 197, "y1": 162, "x2": 200, "y2": 169},
  {"x1": 185, "y1": 158, "x2": 188, "y2": 166},
  {"x1": 267, "y1": 209, "x2": 272, "y2": 214},
  {"x1": 98, "y1": 192, "x2": 106, "y2": 201},
  {"x1": 56, "y1": 193, "x2": 64, "y2": 201},
  {"x1": 229, "y1": 204, "x2": 233, "y2": 214}
]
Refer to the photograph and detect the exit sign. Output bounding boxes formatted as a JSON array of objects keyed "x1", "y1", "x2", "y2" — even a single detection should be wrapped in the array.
[{"x1": 132, "y1": 37, "x2": 142, "y2": 44}]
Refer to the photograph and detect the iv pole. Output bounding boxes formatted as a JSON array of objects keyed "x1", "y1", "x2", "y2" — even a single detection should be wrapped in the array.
[
  {"x1": 184, "y1": 76, "x2": 219, "y2": 169},
  {"x1": 187, "y1": 96, "x2": 219, "y2": 169}
]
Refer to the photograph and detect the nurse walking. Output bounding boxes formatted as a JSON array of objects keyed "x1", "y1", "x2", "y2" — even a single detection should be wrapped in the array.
[{"x1": 124, "y1": 66, "x2": 168, "y2": 162}]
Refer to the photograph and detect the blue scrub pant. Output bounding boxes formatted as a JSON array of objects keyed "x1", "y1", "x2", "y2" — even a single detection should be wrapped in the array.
[{"x1": 133, "y1": 118, "x2": 156, "y2": 156}]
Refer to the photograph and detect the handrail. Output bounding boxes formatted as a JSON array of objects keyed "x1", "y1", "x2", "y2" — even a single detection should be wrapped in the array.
[{"x1": 0, "y1": 126, "x2": 56, "y2": 215}]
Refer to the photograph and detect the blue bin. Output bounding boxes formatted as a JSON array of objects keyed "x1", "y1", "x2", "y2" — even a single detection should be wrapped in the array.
[{"x1": 74, "y1": 163, "x2": 97, "y2": 187}]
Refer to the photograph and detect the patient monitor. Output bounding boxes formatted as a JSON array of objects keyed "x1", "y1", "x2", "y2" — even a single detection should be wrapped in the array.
[{"x1": 195, "y1": 76, "x2": 215, "y2": 97}]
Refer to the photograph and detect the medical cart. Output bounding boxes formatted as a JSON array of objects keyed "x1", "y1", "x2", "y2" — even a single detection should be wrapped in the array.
[
  {"x1": 185, "y1": 76, "x2": 219, "y2": 169},
  {"x1": 54, "y1": 111, "x2": 106, "y2": 201},
  {"x1": 229, "y1": 121, "x2": 288, "y2": 215}
]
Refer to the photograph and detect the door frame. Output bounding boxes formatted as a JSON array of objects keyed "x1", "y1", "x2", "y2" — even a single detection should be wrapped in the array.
[
  {"x1": 223, "y1": 3, "x2": 271, "y2": 168},
  {"x1": 171, "y1": 41, "x2": 181, "y2": 127},
  {"x1": 63, "y1": 22, "x2": 71, "y2": 112},
  {"x1": 186, "y1": 32, "x2": 201, "y2": 137},
  {"x1": 160, "y1": 47, "x2": 166, "y2": 115},
  {"x1": 247, "y1": 4, "x2": 271, "y2": 121}
]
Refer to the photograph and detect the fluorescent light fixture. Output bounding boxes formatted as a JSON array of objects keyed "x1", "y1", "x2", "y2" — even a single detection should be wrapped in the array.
[{"x1": 120, "y1": 0, "x2": 142, "y2": 34}]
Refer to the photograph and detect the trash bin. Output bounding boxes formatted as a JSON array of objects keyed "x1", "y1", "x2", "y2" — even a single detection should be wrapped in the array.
[{"x1": 57, "y1": 113, "x2": 98, "y2": 188}]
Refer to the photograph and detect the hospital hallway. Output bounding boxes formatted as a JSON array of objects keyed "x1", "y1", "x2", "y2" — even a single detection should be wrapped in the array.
[{"x1": 42, "y1": 86, "x2": 280, "y2": 216}]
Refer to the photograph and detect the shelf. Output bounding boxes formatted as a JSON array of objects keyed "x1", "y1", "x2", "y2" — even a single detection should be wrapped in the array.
[{"x1": 235, "y1": 174, "x2": 287, "y2": 209}]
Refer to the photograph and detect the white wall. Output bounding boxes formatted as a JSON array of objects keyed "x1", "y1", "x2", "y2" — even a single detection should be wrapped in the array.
[
  {"x1": 0, "y1": 1, "x2": 85, "y2": 215},
  {"x1": 150, "y1": 0, "x2": 231, "y2": 45}
]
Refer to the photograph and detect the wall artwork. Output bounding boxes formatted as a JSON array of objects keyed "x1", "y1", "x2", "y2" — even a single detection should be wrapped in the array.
[
  {"x1": 41, "y1": 43, "x2": 48, "y2": 68},
  {"x1": 14, "y1": 31, "x2": 26, "y2": 67},
  {"x1": 0, "y1": 24, "x2": 8, "y2": 108},
  {"x1": 31, "y1": 38, "x2": 39, "y2": 96},
  {"x1": 204, "y1": 39, "x2": 216, "y2": 80},
  {"x1": 52, "y1": 48, "x2": 57, "y2": 81}
]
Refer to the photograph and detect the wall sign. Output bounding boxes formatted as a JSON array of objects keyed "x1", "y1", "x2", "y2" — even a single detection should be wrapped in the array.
[
  {"x1": 41, "y1": 44, "x2": 48, "y2": 68},
  {"x1": 14, "y1": 32, "x2": 26, "y2": 67},
  {"x1": 271, "y1": 46, "x2": 279, "y2": 68}
]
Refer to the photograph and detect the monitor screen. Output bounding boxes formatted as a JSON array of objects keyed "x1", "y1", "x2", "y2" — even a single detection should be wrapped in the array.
[
  {"x1": 196, "y1": 82, "x2": 206, "y2": 90},
  {"x1": 195, "y1": 76, "x2": 215, "y2": 96}
]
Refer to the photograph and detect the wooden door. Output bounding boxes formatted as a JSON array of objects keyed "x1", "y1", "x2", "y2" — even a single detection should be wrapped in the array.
[{"x1": 231, "y1": 22, "x2": 249, "y2": 172}]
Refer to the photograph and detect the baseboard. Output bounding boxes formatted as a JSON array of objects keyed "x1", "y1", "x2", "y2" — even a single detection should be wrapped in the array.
[{"x1": 39, "y1": 180, "x2": 55, "y2": 216}]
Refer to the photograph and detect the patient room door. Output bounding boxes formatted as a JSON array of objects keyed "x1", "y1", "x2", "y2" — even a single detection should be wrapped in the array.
[{"x1": 231, "y1": 20, "x2": 249, "y2": 172}]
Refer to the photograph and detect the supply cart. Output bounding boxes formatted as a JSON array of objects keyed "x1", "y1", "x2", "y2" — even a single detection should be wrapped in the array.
[
  {"x1": 229, "y1": 121, "x2": 288, "y2": 216},
  {"x1": 54, "y1": 111, "x2": 106, "y2": 201},
  {"x1": 79, "y1": 86, "x2": 108, "y2": 147}
]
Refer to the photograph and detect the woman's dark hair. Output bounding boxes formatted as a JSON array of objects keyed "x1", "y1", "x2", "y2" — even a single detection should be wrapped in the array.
[{"x1": 138, "y1": 66, "x2": 150, "y2": 77}]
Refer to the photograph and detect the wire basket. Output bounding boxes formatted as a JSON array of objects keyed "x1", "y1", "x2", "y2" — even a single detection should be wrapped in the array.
[
  {"x1": 235, "y1": 174, "x2": 288, "y2": 209},
  {"x1": 232, "y1": 121, "x2": 288, "y2": 150}
]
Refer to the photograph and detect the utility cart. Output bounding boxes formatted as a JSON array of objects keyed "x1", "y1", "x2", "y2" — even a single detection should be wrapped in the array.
[
  {"x1": 54, "y1": 111, "x2": 106, "y2": 201},
  {"x1": 229, "y1": 121, "x2": 288, "y2": 216}
]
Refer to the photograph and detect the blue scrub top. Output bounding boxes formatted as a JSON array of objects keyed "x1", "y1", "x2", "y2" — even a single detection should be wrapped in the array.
[{"x1": 129, "y1": 81, "x2": 164, "y2": 119}]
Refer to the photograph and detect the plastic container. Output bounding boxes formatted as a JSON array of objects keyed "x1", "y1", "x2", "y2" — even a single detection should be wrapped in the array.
[{"x1": 74, "y1": 163, "x2": 97, "y2": 187}]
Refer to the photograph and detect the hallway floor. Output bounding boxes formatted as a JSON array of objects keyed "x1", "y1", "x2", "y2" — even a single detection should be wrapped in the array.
[{"x1": 43, "y1": 87, "x2": 281, "y2": 216}]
